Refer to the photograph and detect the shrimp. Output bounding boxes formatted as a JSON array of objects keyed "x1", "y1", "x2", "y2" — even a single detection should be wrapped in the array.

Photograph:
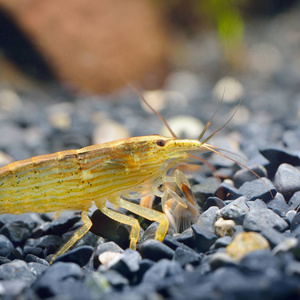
[{"x1": 0, "y1": 88, "x2": 271, "y2": 264}]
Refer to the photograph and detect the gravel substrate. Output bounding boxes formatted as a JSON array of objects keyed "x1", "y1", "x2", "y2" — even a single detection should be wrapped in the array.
[{"x1": 0, "y1": 7, "x2": 300, "y2": 300}]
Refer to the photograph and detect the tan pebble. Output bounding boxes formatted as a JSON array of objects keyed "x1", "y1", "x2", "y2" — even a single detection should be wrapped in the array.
[
  {"x1": 0, "y1": 89, "x2": 23, "y2": 112},
  {"x1": 160, "y1": 115, "x2": 204, "y2": 139},
  {"x1": 226, "y1": 232, "x2": 270, "y2": 261},
  {"x1": 213, "y1": 77, "x2": 244, "y2": 103},
  {"x1": 47, "y1": 103, "x2": 73, "y2": 130},
  {"x1": 98, "y1": 251, "x2": 123, "y2": 268},
  {"x1": 141, "y1": 90, "x2": 167, "y2": 113},
  {"x1": 93, "y1": 119, "x2": 130, "y2": 144},
  {"x1": 214, "y1": 218, "x2": 236, "y2": 237}
]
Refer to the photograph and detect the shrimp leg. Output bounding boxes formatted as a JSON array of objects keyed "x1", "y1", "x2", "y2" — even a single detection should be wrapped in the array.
[
  {"x1": 100, "y1": 206, "x2": 140, "y2": 250},
  {"x1": 50, "y1": 210, "x2": 92, "y2": 263},
  {"x1": 118, "y1": 198, "x2": 169, "y2": 243}
]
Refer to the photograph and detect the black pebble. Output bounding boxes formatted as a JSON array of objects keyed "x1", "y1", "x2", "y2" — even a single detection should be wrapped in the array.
[
  {"x1": 138, "y1": 239, "x2": 174, "y2": 261},
  {"x1": 142, "y1": 259, "x2": 182, "y2": 285},
  {"x1": 110, "y1": 249, "x2": 141, "y2": 279},
  {"x1": 192, "y1": 224, "x2": 217, "y2": 253},
  {"x1": 203, "y1": 196, "x2": 225, "y2": 211},
  {"x1": 52, "y1": 246, "x2": 94, "y2": 267},
  {"x1": 0, "y1": 221, "x2": 31, "y2": 244},
  {"x1": 238, "y1": 177, "x2": 277, "y2": 201},
  {"x1": 260, "y1": 147, "x2": 300, "y2": 177},
  {"x1": 174, "y1": 246, "x2": 201, "y2": 266},
  {"x1": 233, "y1": 165, "x2": 268, "y2": 188}
]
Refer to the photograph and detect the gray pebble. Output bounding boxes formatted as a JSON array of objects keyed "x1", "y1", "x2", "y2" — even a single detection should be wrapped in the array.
[
  {"x1": 0, "y1": 260, "x2": 35, "y2": 281},
  {"x1": 266, "y1": 193, "x2": 290, "y2": 217},
  {"x1": 274, "y1": 164, "x2": 300, "y2": 199},
  {"x1": 0, "y1": 234, "x2": 14, "y2": 257},
  {"x1": 216, "y1": 196, "x2": 249, "y2": 223},
  {"x1": 243, "y1": 208, "x2": 289, "y2": 233},
  {"x1": 110, "y1": 249, "x2": 141, "y2": 278},
  {"x1": 174, "y1": 246, "x2": 201, "y2": 266},
  {"x1": 142, "y1": 259, "x2": 182, "y2": 284},
  {"x1": 288, "y1": 191, "x2": 300, "y2": 210}
]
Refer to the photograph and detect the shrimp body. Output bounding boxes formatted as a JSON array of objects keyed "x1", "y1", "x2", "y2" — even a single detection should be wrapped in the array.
[
  {"x1": 0, "y1": 134, "x2": 204, "y2": 262},
  {"x1": 0, "y1": 135, "x2": 202, "y2": 214}
]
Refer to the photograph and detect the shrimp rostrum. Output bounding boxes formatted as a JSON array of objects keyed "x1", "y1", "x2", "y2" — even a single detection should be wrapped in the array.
[{"x1": 0, "y1": 93, "x2": 262, "y2": 263}]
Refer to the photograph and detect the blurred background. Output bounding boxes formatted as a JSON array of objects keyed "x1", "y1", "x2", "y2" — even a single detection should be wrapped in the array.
[{"x1": 0, "y1": 0, "x2": 299, "y2": 164}]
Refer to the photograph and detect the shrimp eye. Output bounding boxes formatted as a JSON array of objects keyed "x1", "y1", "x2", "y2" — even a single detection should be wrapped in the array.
[{"x1": 156, "y1": 139, "x2": 166, "y2": 147}]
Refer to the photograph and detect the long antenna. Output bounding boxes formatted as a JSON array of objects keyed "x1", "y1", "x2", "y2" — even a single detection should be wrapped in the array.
[{"x1": 128, "y1": 83, "x2": 178, "y2": 139}]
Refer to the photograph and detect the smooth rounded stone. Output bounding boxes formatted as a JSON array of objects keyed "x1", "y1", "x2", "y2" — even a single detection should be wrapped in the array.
[
  {"x1": 216, "y1": 196, "x2": 249, "y2": 223},
  {"x1": 286, "y1": 210, "x2": 297, "y2": 225},
  {"x1": 0, "y1": 221, "x2": 31, "y2": 244},
  {"x1": 274, "y1": 163, "x2": 300, "y2": 199},
  {"x1": 288, "y1": 191, "x2": 300, "y2": 210},
  {"x1": 214, "y1": 218, "x2": 236, "y2": 237},
  {"x1": 203, "y1": 197, "x2": 225, "y2": 211},
  {"x1": 52, "y1": 246, "x2": 94, "y2": 267},
  {"x1": 215, "y1": 181, "x2": 242, "y2": 200},
  {"x1": 239, "y1": 250, "x2": 280, "y2": 274},
  {"x1": 110, "y1": 249, "x2": 141, "y2": 278},
  {"x1": 210, "y1": 236, "x2": 232, "y2": 250},
  {"x1": 192, "y1": 177, "x2": 220, "y2": 204},
  {"x1": 28, "y1": 262, "x2": 49, "y2": 276},
  {"x1": 174, "y1": 246, "x2": 201, "y2": 266},
  {"x1": 163, "y1": 235, "x2": 191, "y2": 251},
  {"x1": 0, "y1": 234, "x2": 14, "y2": 257},
  {"x1": 238, "y1": 177, "x2": 276, "y2": 201},
  {"x1": 93, "y1": 241, "x2": 124, "y2": 269},
  {"x1": 209, "y1": 252, "x2": 237, "y2": 271},
  {"x1": 142, "y1": 259, "x2": 182, "y2": 284},
  {"x1": 0, "y1": 260, "x2": 35, "y2": 281},
  {"x1": 26, "y1": 254, "x2": 49, "y2": 266},
  {"x1": 272, "y1": 237, "x2": 299, "y2": 255},
  {"x1": 138, "y1": 239, "x2": 174, "y2": 262},
  {"x1": 192, "y1": 224, "x2": 218, "y2": 253},
  {"x1": 226, "y1": 232, "x2": 270, "y2": 261},
  {"x1": 23, "y1": 246, "x2": 43, "y2": 258},
  {"x1": 31, "y1": 262, "x2": 87, "y2": 299},
  {"x1": 266, "y1": 193, "x2": 290, "y2": 217},
  {"x1": 243, "y1": 208, "x2": 289, "y2": 233},
  {"x1": 260, "y1": 148, "x2": 300, "y2": 177},
  {"x1": 233, "y1": 165, "x2": 268, "y2": 188}
]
